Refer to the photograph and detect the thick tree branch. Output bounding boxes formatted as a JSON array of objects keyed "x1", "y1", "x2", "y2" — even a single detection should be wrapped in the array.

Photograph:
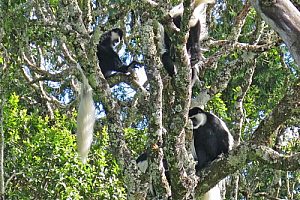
[
  {"x1": 141, "y1": 21, "x2": 170, "y2": 199},
  {"x1": 195, "y1": 142, "x2": 300, "y2": 197},
  {"x1": 0, "y1": 72, "x2": 4, "y2": 198},
  {"x1": 160, "y1": 1, "x2": 200, "y2": 198},
  {"x1": 107, "y1": 73, "x2": 148, "y2": 95},
  {"x1": 251, "y1": 0, "x2": 300, "y2": 66}
]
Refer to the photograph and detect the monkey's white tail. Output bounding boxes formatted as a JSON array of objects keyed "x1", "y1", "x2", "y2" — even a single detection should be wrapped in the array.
[{"x1": 76, "y1": 66, "x2": 96, "y2": 164}]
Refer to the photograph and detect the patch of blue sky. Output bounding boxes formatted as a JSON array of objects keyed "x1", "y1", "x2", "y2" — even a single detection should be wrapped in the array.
[{"x1": 280, "y1": 44, "x2": 299, "y2": 77}]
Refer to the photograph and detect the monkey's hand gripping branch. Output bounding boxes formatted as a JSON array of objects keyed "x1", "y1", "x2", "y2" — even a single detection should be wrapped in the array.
[{"x1": 76, "y1": 64, "x2": 96, "y2": 164}]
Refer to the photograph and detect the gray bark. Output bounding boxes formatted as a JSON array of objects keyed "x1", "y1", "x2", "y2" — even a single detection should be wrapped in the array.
[
  {"x1": 251, "y1": 0, "x2": 300, "y2": 66},
  {"x1": 0, "y1": 78, "x2": 5, "y2": 199}
]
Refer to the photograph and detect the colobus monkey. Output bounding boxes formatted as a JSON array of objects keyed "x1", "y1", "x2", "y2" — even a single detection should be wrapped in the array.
[
  {"x1": 188, "y1": 106, "x2": 234, "y2": 170},
  {"x1": 158, "y1": 0, "x2": 214, "y2": 81},
  {"x1": 76, "y1": 65, "x2": 96, "y2": 163},
  {"x1": 189, "y1": 106, "x2": 234, "y2": 200},
  {"x1": 136, "y1": 152, "x2": 171, "y2": 198},
  {"x1": 136, "y1": 106, "x2": 233, "y2": 199},
  {"x1": 97, "y1": 28, "x2": 141, "y2": 78}
]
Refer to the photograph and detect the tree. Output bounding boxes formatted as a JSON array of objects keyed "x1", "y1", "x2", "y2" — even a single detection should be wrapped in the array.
[{"x1": 0, "y1": 0, "x2": 299, "y2": 199}]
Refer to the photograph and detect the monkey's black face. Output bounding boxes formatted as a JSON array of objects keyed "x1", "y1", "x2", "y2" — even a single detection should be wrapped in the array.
[
  {"x1": 111, "y1": 28, "x2": 123, "y2": 39},
  {"x1": 189, "y1": 107, "x2": 207, "y2": 129},
  {"x1": 190, "y1": 117, "x2": 199, "y2": 127},
  {"x1": 110, "y1": 28, "x2": 123, "y2": 46},
  {"x1": 111, "y1": 32, "x2": 121, "y2": 46},
  {"x1": 188, "y1": 107, "x2": 204, "y2": 117}
]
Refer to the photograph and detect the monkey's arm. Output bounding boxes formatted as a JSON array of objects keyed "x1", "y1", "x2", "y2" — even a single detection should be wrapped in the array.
[
  {"x1": 115, "y1": 60, "x2": 142, "y2": 73},
  {"x1": 188, "y1": 21, "x2": 201, "y2": 66},
  {"x1": 101, "y1": 47, "x2": 141, "y2": 75}
]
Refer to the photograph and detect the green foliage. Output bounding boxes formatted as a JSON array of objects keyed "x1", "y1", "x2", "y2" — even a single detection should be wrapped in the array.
[
  {"x1": 125, "y1": 128, "x2": 148, "y2": 156},
  {"x1": 4, "y1": 94, "x2": 126, "y2": 199},
  {"x1": 49, "y1": 0, "x2": 59, "y2": 8},
  {"x1": 207, "y1": 92, "x2": 229, "y2": 121}
]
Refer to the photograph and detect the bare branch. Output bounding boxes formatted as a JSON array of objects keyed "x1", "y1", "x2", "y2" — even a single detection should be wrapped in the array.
[
  {"x1": 232, "y1": 59, "x2": 256, "y2": 143},
  {"x1": 252, "y1": 77, "x2": 300, "y2": 145},
  {"x1": 5, "y1": 172, "x2": 23, "y2": 189},
  {"x1": 21, "y1": 64, "x2": 63, "y2": 114},
  {"x1": 228, "y1": 0, "x2": 251, "y2": 41}
]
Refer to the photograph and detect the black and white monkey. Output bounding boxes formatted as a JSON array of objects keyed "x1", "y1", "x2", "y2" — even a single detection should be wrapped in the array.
[
  {"x1": 76, "y1": 28, "x2": 142, "y2": 162},
  {"x1": 189, "y1": 106, "x2": 234, "y2": 200},
  {"x1": 188, "y1": 106, "x2": 234, "y2": 170},
  {"x1": 136, "y1": 107, "x2": 233, "y2": 200},
  {"x1": 76, "y1": 64, "x2": 96, "y2": 164},
  {"x1": 97, "y1": 28, "x2": 141, "y2": 78},
  {"x1": 158, "y1": 0, "x2": 215, "y2": 83}
]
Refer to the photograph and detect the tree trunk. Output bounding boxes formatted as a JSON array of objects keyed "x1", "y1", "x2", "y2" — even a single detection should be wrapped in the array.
[
  {"x1": 0, "y1": 91, "x2": 5, "y2": 199},
  {"x1": 251, "y1": 0, "x2": 300, "y2": 65}
]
